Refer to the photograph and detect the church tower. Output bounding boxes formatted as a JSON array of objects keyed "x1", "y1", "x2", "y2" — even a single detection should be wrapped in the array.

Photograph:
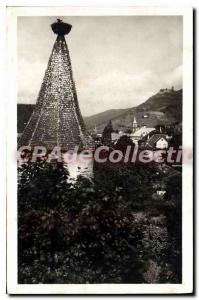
[
  {"x1": 18, "y1": 19, "x2": 94, "y2": 179},
  {"x1": 132, "y1": 116, "x2": 138, "y2": 132}
]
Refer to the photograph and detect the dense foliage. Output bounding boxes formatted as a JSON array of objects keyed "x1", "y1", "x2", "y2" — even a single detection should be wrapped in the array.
[{"x1": 18, "y1": 161, "x2": 182, "y2": 283}]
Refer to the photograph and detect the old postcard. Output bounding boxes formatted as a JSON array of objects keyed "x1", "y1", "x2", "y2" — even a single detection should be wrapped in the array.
[{"x1": 6, "y1": 6, "x2": 193, "y2": 294}]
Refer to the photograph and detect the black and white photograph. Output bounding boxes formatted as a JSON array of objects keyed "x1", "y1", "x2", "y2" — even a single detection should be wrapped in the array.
[{"x1": 6, "y1": 6, "x2": 193, "y2": 295}]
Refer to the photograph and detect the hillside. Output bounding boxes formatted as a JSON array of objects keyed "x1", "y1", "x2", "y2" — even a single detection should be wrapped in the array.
[
  {"x1": 86, "y1": 89, "x2": 182, "y2": 132},
  {"x1": 17, "y1": 104, "x2": 35, "y2": 134},
  {"x1": 17, "y1": 89, "x2": 182, "y2": 134},
  {"x1": 137, "y1": 89, "x2": 182, "y2": 121},
  {"x1": 84, "y1": 109, "x2": 129, "y2": 129}
]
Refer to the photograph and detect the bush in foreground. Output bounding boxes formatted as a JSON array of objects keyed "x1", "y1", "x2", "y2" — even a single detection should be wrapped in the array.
[{"x1": 18, "y1": 162, "x2": 181, "y2": 283}]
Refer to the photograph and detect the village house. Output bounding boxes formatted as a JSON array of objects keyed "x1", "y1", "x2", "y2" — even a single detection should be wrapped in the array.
[
  {"x1": 145, "y1": 134, "x2": 169, "y2": 150},
  {"x1": 130, "y1": 125, "x2": 156, "y2": 143},
  {"x1": 111, "y1": 131, "x2": 126, "y2": 144},
  {"x1": 152, "y1": 182, "x2": 166, "y2": 199}
]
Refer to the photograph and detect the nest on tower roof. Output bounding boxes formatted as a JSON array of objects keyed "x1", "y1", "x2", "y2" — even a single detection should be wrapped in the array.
[{"x1": 51, "y1": 19, "x2": 72, "y2": 35}]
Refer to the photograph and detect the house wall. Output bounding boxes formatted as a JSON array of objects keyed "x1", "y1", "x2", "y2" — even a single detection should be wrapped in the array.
[
  {"x1": 156, "y1": 138, "x2": 168, "y2": 149},
  {"x1": 62, "y1": 151, "x2": 94, "y2": 181}
]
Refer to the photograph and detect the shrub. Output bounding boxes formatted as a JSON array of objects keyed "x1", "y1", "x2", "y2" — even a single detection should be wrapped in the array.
[{"x1": 18, "y1": 161, "x2": 181, "y2": 283}]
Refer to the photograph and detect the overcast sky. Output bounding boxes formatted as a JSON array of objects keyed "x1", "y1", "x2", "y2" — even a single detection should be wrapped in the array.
[{"x1": 18, "y1": 16, "x2": 182, "y2": 116}]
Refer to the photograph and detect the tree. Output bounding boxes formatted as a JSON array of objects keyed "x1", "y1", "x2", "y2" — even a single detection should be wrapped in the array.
[
  {"x1": 18, "y1": 161, "x2": 182, "y2": 284},
  {"x1": 161, "y1": 173, "x2": 182, "y2": 282},
  {"x1": 125, "y1": 129, "x2": 132, "y2": 134},
  {"x1": 115, "y1": 135, "x2": 135, "y2": 150},
  {"x1": 102, "y1": 120, "x2": 113, "y2": 146}
]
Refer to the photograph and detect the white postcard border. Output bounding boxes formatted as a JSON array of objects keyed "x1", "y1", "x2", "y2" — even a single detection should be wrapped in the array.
[{"x1": 6, "y1": 6, "x2": 193, "y2": 294}]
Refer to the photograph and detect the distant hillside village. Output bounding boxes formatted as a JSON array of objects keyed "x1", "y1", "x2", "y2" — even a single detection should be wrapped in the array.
[
  {"x1": 91, "y1": 115, "x2": 181, "y2": 153},
  {"x1": 17, "y1": 87, "x2": 182, "y2": 154},
  {"x1": 89, "y1": 87, "x2": 182, "y2": 153}
]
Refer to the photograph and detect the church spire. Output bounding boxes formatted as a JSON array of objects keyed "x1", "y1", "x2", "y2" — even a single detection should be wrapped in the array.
[
  {"x1": 132, "y1": 115, "x2": 138, "y2": 129},
  {"x1": 133, "y1": 116, "x2": 137, "y2": 125}
]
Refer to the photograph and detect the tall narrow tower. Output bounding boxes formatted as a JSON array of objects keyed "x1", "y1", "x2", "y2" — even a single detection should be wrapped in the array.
[
  {"x1": 18, "y1": 19, "x2": 93, "y2": 152},
  {"x1": 132, "y1": 116, "x2": 138, "y2": 132}
]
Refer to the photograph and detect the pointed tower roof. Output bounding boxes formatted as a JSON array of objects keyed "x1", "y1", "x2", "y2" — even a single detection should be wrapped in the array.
[
  {"x1": 94, "y1": 125, "x2": 98, "y2": 134},
  {"x1": 18, "y1": 19, "x2": 93, "y2": 151},
  {"x1": 133, "y1": 116, "x2": 137, "y2": 124}
]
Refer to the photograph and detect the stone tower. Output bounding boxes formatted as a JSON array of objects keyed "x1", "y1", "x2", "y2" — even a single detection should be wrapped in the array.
[{"x1": 18, "y1": 19, "x2": 94, "y2": 179}]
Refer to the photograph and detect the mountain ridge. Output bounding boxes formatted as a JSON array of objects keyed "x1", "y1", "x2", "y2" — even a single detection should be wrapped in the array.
[{"x1": 17, "y1": 88, "x2": 182, "y2": 134}]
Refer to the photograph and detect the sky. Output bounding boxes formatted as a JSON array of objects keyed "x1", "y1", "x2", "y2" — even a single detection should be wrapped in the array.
[{"x1": 18, "y1": 16, "x2": 182, "y2": 117}]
